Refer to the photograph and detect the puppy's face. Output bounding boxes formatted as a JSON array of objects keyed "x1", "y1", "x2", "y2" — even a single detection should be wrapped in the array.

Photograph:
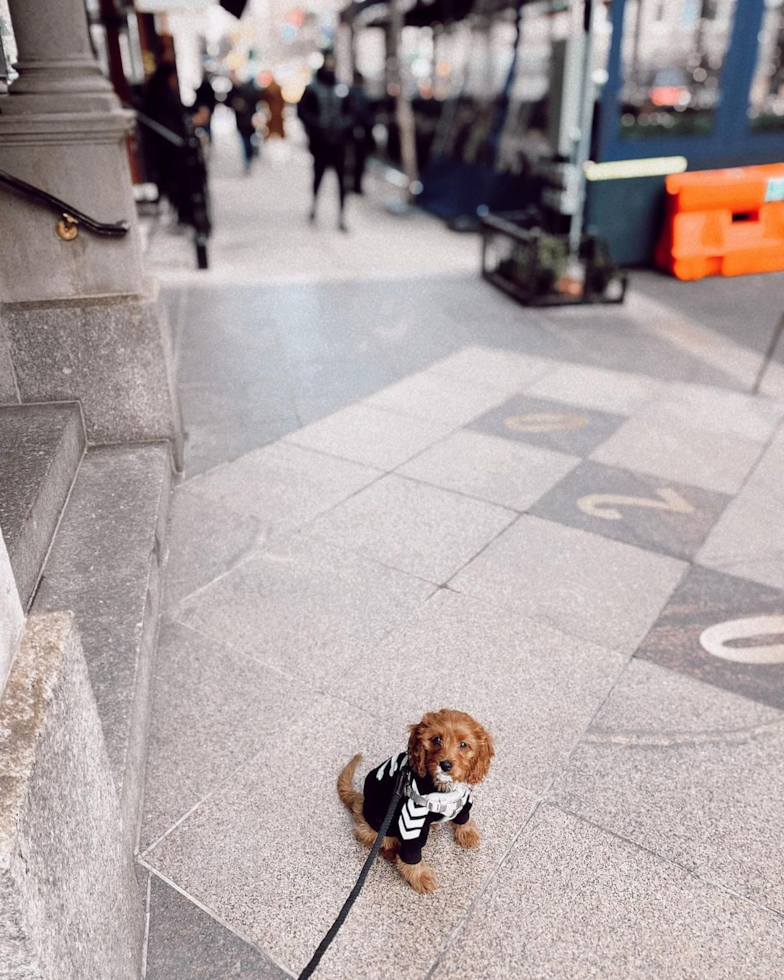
[{"x1": 407, "y1": 709, "x2": 494, "y2": 789}]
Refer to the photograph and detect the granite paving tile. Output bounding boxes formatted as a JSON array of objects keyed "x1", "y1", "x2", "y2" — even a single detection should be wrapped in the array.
[
  {"x1": 470, "y1": 392, "x2": 626, "y2": 456},
  {"x1": 396, "y1": 429, "x2": 579, "y2": 511},
  {"x1": 530, "y1": 460, "x2": 730, "y2": 560},
  {"x1": 358, "y1": 371, "x2": 504, "y2": 428},
  {"x1": 427, "y1": 346, "x2": 553, "y2": 394},
  {"x1": 145, "y1": 695, "x2": 537, "y2": 979},
  {"x1": 178, "y1": 379, "x2": 297, "y2": 427},
  {"x1": 336, "y1": 590, "x2": 627, "y2": 793},
  {"x1": 697, "y1": 426, "x2": 784, "y2": 590},
  {"x1": 636, "y1": 565, "x2": 784, "y2": 710},
  {"x1": 177, "y1": 329, "x2": 287, "y2": 387},
  {"x1": 526, "y1": 362, "x2": 664, "y2": 415},
  {"x1": 541, "y1": 299, "x2": 746, "y2": 388},
  {"x1": 289, "y1": 356, "x2": 401, "y2": 419},
  {"x1": 183, "y1": 417, "x2": 301, "y2": 480},
  {"x1": 450, "y1": 515, "x2": 686, "y2": 654},
  {"x1": 636, "y1": 383, "x2": 784, "y2": 444},
  {"x1": 283, "y1": 402, "x2": 453, "y2": 470},
  {"x1": 432, "y1": 804, "x2": 784, "y2": 980},
  {"x1": 182, "y1": 440, "x2": 381, "y2": 538},
  {"x1": 363, "y1": 370, "x2": 508, "y2": 427},
  {"x1": 308, "y1": 474, "x2": 516, "y2": 583},
  {"x1": 697, "y1": 485, "x2": 784, "y2": 591},
  {"x1": 549, "y1": 660, "x2": 784, "y2": 912},
  {"x1": 145, "y1": 876, "x2": 288, "y2": 979},
  {"x1": 162, "y1": 484, "x2": 266, "y2": 611},
  {"x1": 174, "y1": 532, "x2": 435, "y2": 686},
  {"x1": 141, "y1": 620, "x2": 315, "y2": 850},
  {"x1": 590, "y1": 414, "x2": 762, "y2": 495}
]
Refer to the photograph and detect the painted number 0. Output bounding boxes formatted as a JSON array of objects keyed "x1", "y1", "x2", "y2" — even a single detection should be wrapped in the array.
[
  {"x1": 577, "y1": 487, "x2": 695, "y2": 522},
  {"x1": 699, "y1": 616, "x2": 784, "y2": 665}
]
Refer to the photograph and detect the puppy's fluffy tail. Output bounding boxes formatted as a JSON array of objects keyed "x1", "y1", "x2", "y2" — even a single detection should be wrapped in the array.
[{"x1": 337, "y1": 753, "x2": 364, "y2": 816}]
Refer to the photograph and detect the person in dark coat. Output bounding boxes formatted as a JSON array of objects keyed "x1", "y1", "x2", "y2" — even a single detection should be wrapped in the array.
[
  {"x1": 228, "y1": 72, "x2": 259, "y2": 173},
  {"x1": 297, "y1": 51, "x2": 354, "y2": 230},
  {"x1": 193, "y1": 73, "x2": 217, "y2": 142},
  {"x1": 142, "y1": 63, "x2": 190, "y2": 221},
  {"x1": 349, "y1": 71, "x2": 375, "y2": 195}
]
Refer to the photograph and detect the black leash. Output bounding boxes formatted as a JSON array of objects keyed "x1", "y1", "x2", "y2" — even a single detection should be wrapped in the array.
[{"x1": 298, "y1": 765, "x2": 410, "y2": 979}]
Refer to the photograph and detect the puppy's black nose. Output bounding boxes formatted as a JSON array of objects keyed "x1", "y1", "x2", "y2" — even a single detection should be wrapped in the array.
[{"x1": 439, "y1": 760, "x2": 452, "y2": 772}]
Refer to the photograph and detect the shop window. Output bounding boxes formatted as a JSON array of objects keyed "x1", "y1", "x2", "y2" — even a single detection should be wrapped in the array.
[
  {"x1": 619, "y1": 0, "x2": 737, "y2": 139},
  {"x1": 749, "y1": 0, "x2": 784, "y2": 131}
]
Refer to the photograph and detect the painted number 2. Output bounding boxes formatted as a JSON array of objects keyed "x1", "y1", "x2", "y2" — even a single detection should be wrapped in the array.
[{"x1": 577, "y1": 487, "x2": 695, "y2": 522}]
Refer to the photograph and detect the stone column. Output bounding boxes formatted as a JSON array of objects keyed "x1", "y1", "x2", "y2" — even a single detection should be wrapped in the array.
[
  {"x1": 4, "y1": 0, "x2": 115, "y2": 109},
  {"x1": 0, "y1": 0, "x2": 144, "y2": 300},
  {"x1": 0, "y1": 0, "x2": 182, "y2": 465}
]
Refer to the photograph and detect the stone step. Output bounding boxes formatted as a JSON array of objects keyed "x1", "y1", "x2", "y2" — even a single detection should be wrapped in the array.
[
  {"x1": 32, "y1": 442, "x2": 172, "y2": 847},
  {"x1": 0, "y1": 402, "x2": 84, "y2": 608}
]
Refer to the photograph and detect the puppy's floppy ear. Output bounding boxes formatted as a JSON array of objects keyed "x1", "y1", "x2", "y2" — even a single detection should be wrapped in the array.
[
  {"x1": 466, "y1": 724, "x2": 495, "y2": 784},
  {"x1": 407, "y1": 720, "x2": 429, "y2": 778}
]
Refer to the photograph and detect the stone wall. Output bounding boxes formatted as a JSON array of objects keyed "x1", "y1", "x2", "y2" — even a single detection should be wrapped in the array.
[{"x1": 0, "y1": 612, "x2": 143, "y2": 980}]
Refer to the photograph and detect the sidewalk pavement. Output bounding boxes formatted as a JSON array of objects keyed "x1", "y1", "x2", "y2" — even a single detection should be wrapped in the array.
[{"x1": 138, "y1": 117, "x2": 784, "y2": 978}]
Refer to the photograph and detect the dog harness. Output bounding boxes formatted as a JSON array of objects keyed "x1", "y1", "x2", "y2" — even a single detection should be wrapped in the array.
[{"x1": 362, "y1": 752, "x2": 473, "y2": 865}]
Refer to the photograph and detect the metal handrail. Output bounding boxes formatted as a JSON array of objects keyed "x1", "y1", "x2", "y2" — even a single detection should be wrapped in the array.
[
  {"x1": 131, "y1": 108, "x2": 186, "y2": 147},
  {"x1": 0, "y1": 167, "x2": 130, "y2": 237}
]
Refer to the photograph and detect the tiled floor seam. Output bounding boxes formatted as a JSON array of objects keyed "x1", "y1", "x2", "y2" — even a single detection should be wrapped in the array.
[
  {"x1": 443, "y1": 569, "x2": 685, "y2": 663},
  {"x1": 161, "y1": 462, "x2": 402, "y2": 616},
  {"x1": 598, "y1": 656, "x2": 784, "y2": 724},
  {"x1": 424, "y1": 799, "x2": 546, "y2": 979},
  {"x1": 544, "y1": 802, "x2": 784, "y2": 920},
  {"x1": 388, "y1": 463, "x2": 532, "y2": 515},
  {"x1": 142, "y1": 597, "x2": 446, "y2": 856},
  {"x1": 752, "y1": 311, "x2": 784, "y2": 394},
  {"x1": 625, "y1": 292, "x2": 769, "y2": 393},
  {"x1": 161, "y1": 572, "x2": 446, "y2": 692},
  {"x1": 139, "y1": 709, "x2": 296, "y2": 860},
  {"x1": 136, "y1": 859, "x2": 297, "y2": 978},
  {"x1": 140, "y1": 871, "x2": 152, "y2": 979},
  {"x1": 430, "y1": 511, "x2": 524, "y2": 589},
  {"x1": 160, "y1": 513, "x2": 272, "y2": 618},
  {"x1": 282, "y1": 416, "x2": 465, "y2": 472},
  {"x1": 699, "y1": 411, "x2": 784, "y2": 509},
  {"x1": 428, "y1": 355, "x2": 561, "y2": 394}
]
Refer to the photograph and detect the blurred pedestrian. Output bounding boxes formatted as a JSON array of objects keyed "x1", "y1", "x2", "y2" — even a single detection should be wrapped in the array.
[
  {"x1": 259, "y1": 71, "x2": 286, "y2": 140},
  {"x1": 349, "y1": 71, "x2": 375, "y2": 195},
  {"x1": 298, "y1": 51, "x2": 353, "y2": 231},
  {"x1": 142, "y1": 62, "x2": 190, "y2": 222},
  {"x1": 193, "y1": 73, "x2": 217, "y2": 143},
  {"x1": 228, "y1": 72, "x2": 259, "y2": 174}
]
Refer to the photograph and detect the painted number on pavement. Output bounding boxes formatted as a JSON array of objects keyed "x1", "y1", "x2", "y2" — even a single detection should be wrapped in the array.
[
  {"x1": 699, "y1": 615, "x2": 784, "y2": 665},
  {"x1": 577, "y1": 487, "x2": 695, "y2": 521},
  {"x1": 504, "y1": 412, "x2": 589, "y2": 433}
]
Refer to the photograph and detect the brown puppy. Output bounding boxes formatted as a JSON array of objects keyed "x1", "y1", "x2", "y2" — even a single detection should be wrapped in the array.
[{"x1": 338, "y1": 709, "x2": 494, "y2": 893}]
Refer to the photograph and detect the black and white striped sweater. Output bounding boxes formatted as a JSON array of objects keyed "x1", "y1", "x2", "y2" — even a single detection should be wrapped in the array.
[{"x1": 362, "y1": 752, "x2": 473, "y2": 865}]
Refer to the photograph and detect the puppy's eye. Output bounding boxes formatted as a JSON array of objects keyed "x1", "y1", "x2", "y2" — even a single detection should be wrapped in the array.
[
  {"x1": 432, "y1": 736, "x2": 442, "y2": 746},
  {"x1": 459, "y1": 741, "x2": 468, "y2": 749}
]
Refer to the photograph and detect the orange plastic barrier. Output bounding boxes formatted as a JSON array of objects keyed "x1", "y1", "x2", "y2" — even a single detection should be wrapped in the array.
[{"x1": 655, "y1": 163, "x2": 784, "y2": 280}]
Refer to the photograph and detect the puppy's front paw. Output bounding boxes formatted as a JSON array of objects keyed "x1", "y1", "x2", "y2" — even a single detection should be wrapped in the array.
[
  {"x1": 411, "y1": 864, "x2": 438, "y2": 893},
  {"x1": 453, "y1": 819, "x2": 480, "y2": 849},
  {"x1": 397, "y1": 857, "x2": 438, "y2": 893}
]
